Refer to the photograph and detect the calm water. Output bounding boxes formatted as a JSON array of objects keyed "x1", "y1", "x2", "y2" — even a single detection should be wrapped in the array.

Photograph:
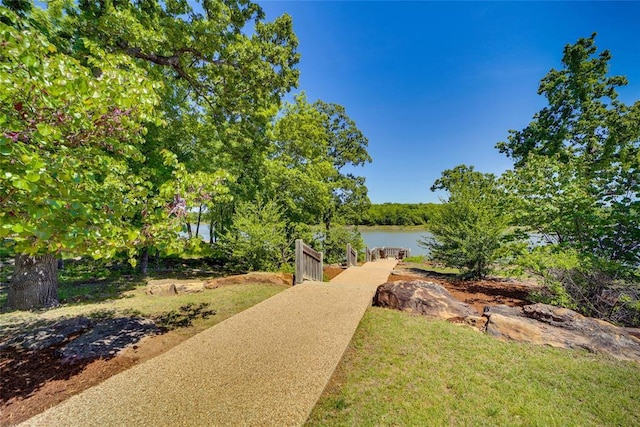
[
  {"x1": 360, "y1": 230, "x2": 432, "y2": 256},
  {"x1": 188, "y1": 224, "x2": 432, "y2": 256}
]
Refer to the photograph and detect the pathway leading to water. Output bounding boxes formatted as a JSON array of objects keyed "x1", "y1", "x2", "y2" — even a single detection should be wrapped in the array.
[{"x1": 22, "y1": 258, "x2": 398, "y2": 427}]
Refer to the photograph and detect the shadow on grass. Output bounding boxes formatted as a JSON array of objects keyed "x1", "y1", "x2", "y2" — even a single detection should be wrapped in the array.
[
  {"x1": 0, "y1": 313, "x2": 162, "y2": 402},
  {"x1": 0, "y1": 256, "x2": 232, "y2": 310}
]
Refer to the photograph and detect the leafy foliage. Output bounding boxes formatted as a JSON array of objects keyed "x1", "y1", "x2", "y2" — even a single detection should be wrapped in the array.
[
  {"x1": 362, "y1": 203, "x2": 439, "y2": 226},
  {"x1": 319, "y1": 226, "x2": 365, "y2": 265},
  {"x1": 266, "y1": 93, "x2": 371, "y2": 231},
  {"x1": 222, "y1": 199, "x2": 288, "y2": 272},
  {"x1": 420, "y1": 166, "x2": 512, "y2": 279},
  {"x1": 499, "y1": 34, "x2": 640, "y2": 325},
  {"x1": 0, "y1": 7, "x2": 160, "y2": 259}
]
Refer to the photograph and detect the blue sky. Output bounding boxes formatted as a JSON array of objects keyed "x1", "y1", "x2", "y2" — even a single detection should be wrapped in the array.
[{"x1": 257, "y1": 1, "x2": 640, "y2": 203}]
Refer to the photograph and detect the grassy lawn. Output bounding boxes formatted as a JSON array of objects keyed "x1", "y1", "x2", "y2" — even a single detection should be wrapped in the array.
[
  {"x1": 0, "y1": 278, "x2": 287, "y2": 337},
  {"x1": 307, "y1": 307, "x2": 640, "y2": 426}
]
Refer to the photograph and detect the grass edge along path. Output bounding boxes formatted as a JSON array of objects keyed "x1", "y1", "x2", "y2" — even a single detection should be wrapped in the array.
[
  {"x1": 20, "y1": 260, "x2": 398, "y2": 426},
  {"x1": 307, "y1": 306, "x2": 640, "y2": 426}
]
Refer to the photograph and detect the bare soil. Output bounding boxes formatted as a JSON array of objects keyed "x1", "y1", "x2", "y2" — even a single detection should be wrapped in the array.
[
  {"x1": 0, "y1": 264, "x2": 536, "y2": 425},
  {"x1": 388, "y1": 262, "x2": 538, "y2": 314},
  {"x1": 0, "y1": 325, "x2": 193, "y2": 425}
]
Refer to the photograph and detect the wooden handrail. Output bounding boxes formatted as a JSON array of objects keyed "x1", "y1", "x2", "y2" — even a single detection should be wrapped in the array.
[
  {"x1": 294, "y1": 239, "x2": 323, "y2": 284},
  {"x1": 346, "y1": 243, "x2": 357, "y2": 267},
  {"x1": 368, "y1": 247, "x2": 410, "y2": 260}
]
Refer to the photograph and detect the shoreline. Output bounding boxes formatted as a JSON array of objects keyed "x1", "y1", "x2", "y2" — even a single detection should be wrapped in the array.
[{"x1": 348, "y1": 225, "x2": 430, "y2": 232}]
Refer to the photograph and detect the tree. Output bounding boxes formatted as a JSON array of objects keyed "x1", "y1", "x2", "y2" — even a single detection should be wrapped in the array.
[
  {"x1": 37, "y1": 0, "x2": 300, "y2": 267},
  {"x1": 266, "y1": 93, "x2": 371, "y2": 231},
  {"x1": 498, "y1": 34, "x2": 639, "y2": 266},
  {"x1": 497, "y1": 34, "x2": 640, "y2": 324},
  {"x1": 419, "y1": 166, "x2": 511, "y2": 279},
  {"x1": 314, "y1": 100, "x2": 371, "y2": 230},
  {"x1": 320, "y1": 226, "x2": 365, "y2": 265},
  {"x1": 0, "y1": 8, "x2": 160, "y2": 308}
]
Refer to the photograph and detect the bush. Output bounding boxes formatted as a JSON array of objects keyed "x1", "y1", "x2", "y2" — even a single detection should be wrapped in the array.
[
  {"x1": 319, "y1": 226, "x2": 365, "y2": 265},
  {"x1": 420, "y1": 166, "x2": 513, "y2": 279},
  {"x1": 519, "y1": 246, "x2": 640, "y2": 326},
  {"x1": 222, "y1": 199, "x2": 288, "y2": 272}
]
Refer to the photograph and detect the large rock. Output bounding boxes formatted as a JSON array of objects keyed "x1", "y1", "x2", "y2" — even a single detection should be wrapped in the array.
[
  {"x1": 146, "y1": 279, "x2": 205, "y2": 296},
  {"x1": 374, "y1": 280, "x2": 479, "y2": 320},
  {"x1": 484, "y1": 303, "x2": 640, "y2": 362}
]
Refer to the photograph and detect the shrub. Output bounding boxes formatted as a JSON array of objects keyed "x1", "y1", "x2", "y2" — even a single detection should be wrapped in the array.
[
  {"x1": 319, "y1": 226, "x2": 365, "y2": 265},
  {"x1": 221, "y1": 199, "x2": 288, "y2": 272},
  {"x1": 420, "y1": 166, "x2": 514, "y2": 279}
]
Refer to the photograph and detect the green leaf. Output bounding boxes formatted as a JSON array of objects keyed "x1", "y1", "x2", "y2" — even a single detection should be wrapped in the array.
[
  {"x1": 26, "y1": 172, "x2": 41, "y2": 182},
  {"x1": 36, "y1": 123, "x2": 53, "y2": 137},
  {"x1": 11, "y1": 179, "x2": 30, "y2": 190}
]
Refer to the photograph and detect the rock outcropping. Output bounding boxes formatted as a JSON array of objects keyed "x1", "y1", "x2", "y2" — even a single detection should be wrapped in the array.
[
  {"x1": 374, "y1": 280, "x2": 640, "y2": 362},
  {"x1": 374, "y1": 280, "x2": 479, "y2": 320},
  {"x1": 146, "y1": 279, "x2": 205, "y2": 296},
  {"x1": 484, "y1": 304, "x2": 640, "y2": 362}
]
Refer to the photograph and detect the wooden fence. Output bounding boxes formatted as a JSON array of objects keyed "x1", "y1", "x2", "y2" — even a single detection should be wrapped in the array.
[
  {"x1": 294, "y1": 239, "x2": 323, "y2": 284},
  {"x1": 346, "y1": 243, "x2": 357, "y2": 267},
  {"x1": 368, "y1": 246, "x2": 411, "y2": 261}
]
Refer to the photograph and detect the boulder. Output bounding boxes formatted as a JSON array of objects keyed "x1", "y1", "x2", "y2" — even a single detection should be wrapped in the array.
[
  {"x1": 146, "y1": 279, "x2": 205, "y2": 296},
  {"x1": 464, "y1": 315, "x2": 488, "y2": 331},
  {"x1": 484, "y1": 303, "x2": 640, "y2": 362},
  {"x1": 204, "y1": 272, "x2": 293, "y2": 289},
  {"x1": 374, "y1": 280, "x2": 479, "y2": 319}
]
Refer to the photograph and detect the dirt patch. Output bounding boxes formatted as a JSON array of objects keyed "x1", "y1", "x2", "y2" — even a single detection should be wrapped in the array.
[
  {"x1": 0, "y1": 327, "x2": 192, "y2": 425},
  {"x1": 204, "y1": 272, "x2": 293, "y2": 288},
  {"x1": 388, "y1": 264, "x2": 538, "y2": 314},
  {"x1": 323, "y1": 265, "x2": 346, "y2": 281}
]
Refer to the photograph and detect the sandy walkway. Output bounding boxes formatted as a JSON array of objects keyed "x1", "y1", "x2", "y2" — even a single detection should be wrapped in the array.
[{"x1": 21, "y1": 259, "x2": 398, "y2": 427}]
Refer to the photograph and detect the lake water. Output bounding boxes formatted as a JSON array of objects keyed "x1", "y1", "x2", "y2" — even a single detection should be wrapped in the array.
[
  {"x1": 360, "y1": 229, "x2": 432, "y2": 256},
  {"x1": 188, "y1": 224, "x2": 432, "y2": 256}
]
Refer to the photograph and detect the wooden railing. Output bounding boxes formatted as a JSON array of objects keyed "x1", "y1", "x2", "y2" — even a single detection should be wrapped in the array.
[
  {"x1": 294, "y1": 239, "x2": 323, "y2": 284},
  {"x1": 346, "y1": 243, "x2": 357, "y2": 267},
  {"x1": 368, "y1": 247, "x2": 410, "y2": 261}
]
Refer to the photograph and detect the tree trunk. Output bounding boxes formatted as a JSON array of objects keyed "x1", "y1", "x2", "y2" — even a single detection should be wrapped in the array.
[
  {"x1": 186, "y1": 222, "x2": 193, "y2": 239},
  {"x1": 140, "y1": 247, "x2": 149, "y2": 275},
  {"x1": 7, "y1": 254, "x2": 59, "y2": 310},
  {"x1": 195, "y1": 204, "x2": 203, "y2": 239}
]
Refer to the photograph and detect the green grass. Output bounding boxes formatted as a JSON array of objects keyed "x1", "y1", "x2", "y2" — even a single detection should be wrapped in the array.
[
  {"x1": 307, "y1": 307, "x2": 640, "y2": 426},
  {"x1": 0, "y1": 282, "x2": 287, "y2": 336}
]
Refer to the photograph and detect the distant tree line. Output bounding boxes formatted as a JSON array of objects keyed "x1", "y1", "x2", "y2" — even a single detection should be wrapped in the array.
[{"x1": 360, "y1": 203, "x2": 439, "y2": 226}]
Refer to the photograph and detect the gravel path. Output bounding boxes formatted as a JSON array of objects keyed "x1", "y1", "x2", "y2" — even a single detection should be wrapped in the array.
[{"x1": 21, "y1": 259, "x2": 398, "y2": 427}]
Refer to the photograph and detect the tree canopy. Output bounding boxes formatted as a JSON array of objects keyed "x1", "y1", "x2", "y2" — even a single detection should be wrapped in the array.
[{"x1": 1, "y1": 1, "x2": 372, "y2": 309}]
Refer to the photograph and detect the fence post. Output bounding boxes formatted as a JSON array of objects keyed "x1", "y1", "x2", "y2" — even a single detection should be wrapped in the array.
[{"x1": 295, "y1": 239, "x2": 303, "y2": 285}]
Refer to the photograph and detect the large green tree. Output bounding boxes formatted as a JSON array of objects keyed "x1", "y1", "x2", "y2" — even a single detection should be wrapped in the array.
[
  {"x1": 0, "y1": 8, "x2": 160, "y2": 308},
  {"x1": 498, "y1": 34, "x2": 639, "y2": 323},
  {"x1": 266, "y1": 93, "x2": 371, "y2": 230},
  {"x1": 498, "y1": 34, "x2": 640, "y2": 268},
  {"x1": 2, "y1": 0, "x2": 301, "y2": 308},
  {"x1": 43, "y1": 0, "x2": 300, "y2": 266}
]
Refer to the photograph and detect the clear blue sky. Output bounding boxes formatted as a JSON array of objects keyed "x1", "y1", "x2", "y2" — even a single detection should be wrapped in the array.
[{"x1": 257, "y1": 1, "x2": 640, "y2": 203}]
